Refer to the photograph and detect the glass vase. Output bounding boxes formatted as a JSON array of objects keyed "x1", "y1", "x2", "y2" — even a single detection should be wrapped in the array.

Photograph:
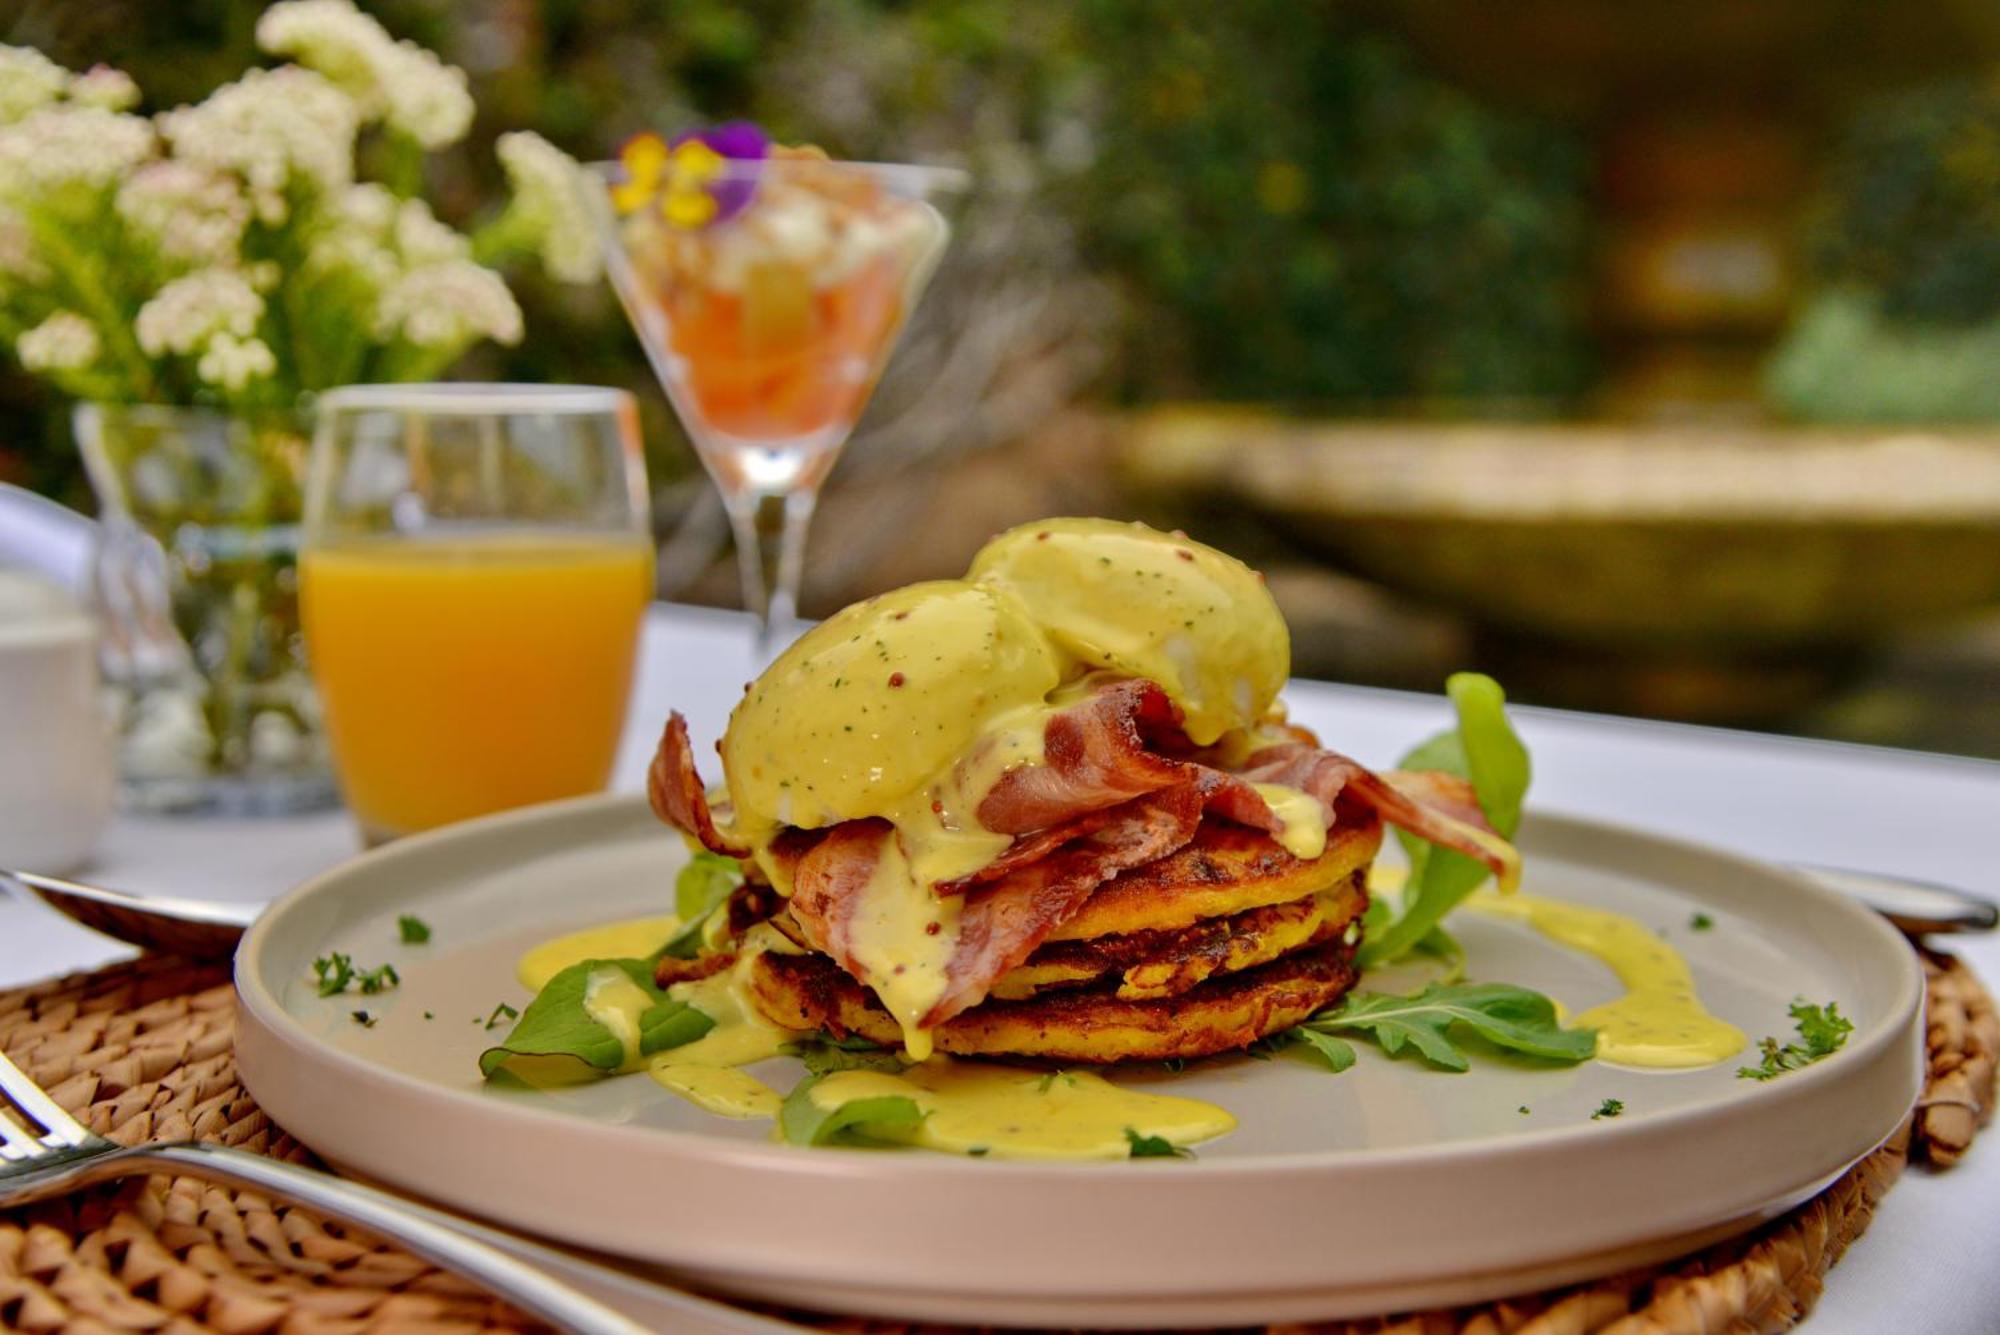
[{"x1": 75, "y1": 402, "x2": 338, "y2": 815}]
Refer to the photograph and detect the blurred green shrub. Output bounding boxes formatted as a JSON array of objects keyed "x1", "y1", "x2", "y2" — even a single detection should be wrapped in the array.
[
  {"x1": 1, "y1": 0, "x2": 1592, "y2": 506},
  {"x1": 1769, "y1": 77, "x2": 2000, "y2": 423},
  {"x1": 1072, "y1": 1, "x2": 1592, "y2": 408},
  {"x1": 1808, "y1": 79, "x2": 2000, "y2": 327}
]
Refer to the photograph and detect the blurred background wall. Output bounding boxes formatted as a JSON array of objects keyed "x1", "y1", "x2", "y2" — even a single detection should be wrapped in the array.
[{"x1": 6, "y1": 0, "x2": 2000, "y2": 755}]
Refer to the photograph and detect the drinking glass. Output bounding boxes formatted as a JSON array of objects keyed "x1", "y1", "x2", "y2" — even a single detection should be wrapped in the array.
[
  {"x1": 301, "y1": 384, "x2": 652, "y2": 844},
  {"x1": 594, "y1": 153, "x2": 967, "y2": 650}
]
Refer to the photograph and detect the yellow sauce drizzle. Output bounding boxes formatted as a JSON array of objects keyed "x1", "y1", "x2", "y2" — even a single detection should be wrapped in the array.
[
  {"x1": 645, "y1": 952, "x2": 790, "y2": 1119},
  {"x1": 517, "y1": 913, "x2": 680, "y2": 992},
  {"x1": 651, "y1": 1065, "x2": 784, "y2": 1119},
  {"x1": 846, "y1": 837, "x2": 964, "y2": 1061},
  {"x1": 1251, "y1": 782, "x2": 1329, "y2": 860},
  {"x1": 1470, "y1": 892, "x2": 1745, "y2": 1068},
  {"x1": 807, "y1": 1059, "x2": 1236, "y2": 1159},
  {"x1": 579, "y1": 966, "x2": 656, "y2": 1072}
]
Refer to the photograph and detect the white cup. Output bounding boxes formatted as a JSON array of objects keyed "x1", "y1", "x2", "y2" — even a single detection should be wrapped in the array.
[{"x1": 0, "y1": 570, "x2": 115, "y2": 872}]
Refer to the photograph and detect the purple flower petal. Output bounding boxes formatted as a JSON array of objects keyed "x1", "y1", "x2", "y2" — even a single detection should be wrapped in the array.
[{"x1": 667, "y1": 121, "x2": 770, "y2": 225}]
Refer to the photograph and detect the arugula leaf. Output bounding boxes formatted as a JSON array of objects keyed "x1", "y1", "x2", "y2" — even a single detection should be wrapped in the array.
[
  {"x1": 1411, "y1": 923, "x2": 1467, "y2": 983},
  {"x1": 1290, "y1": 981, "x2": 1596, "y2": 1073},
  {"x1": 1737, "y1": 1000, "x2": 1853, "y2": 1081},
  {"x1": 1124, "y1": 1127, "x2": 1190, "y2": 1158},
  {"x1": 659, "y1": 853, "x2": 743, "y2": 960},
  {"x1": 478, "y1": 958, "x2": 712, "y2": 1080},
  {"x1": 398, "y1": 915, "x2": 431, "y2": 944},
  {"x1": 1291, "y1": 1028, "x2": 1358, "y2": 1073},
  {"x1": 1360, "y1": 673, "x2": 1530, "y2": 966},
  {"x1": 781, "y1": 1034, "x2": 907, "y2": 1076},
  {"x1": 778, "y1": 1074, "x2": 927, "y2": 1146}
]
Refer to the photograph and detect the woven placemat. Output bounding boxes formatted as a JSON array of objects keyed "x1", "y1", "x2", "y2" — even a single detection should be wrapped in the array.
[{"x1": 1, "y1": 946, "x2": 1993, "y2": 1335}]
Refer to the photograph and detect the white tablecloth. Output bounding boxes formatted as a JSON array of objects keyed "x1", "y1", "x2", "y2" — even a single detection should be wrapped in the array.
[{"x1": 3, "y1": 602, "x2": 1995, "y2": 1332}]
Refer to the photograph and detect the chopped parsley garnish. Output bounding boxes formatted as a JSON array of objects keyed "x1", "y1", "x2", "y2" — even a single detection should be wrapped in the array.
[
  {"x1": 312, "y1": 952, "x2": 398, "y2": 997},
  {"x1": 351, "y1": 1009, "x2": 377, "y2": 1028},
  {"x1": 1591, "y1": 1098, "x2": 1624, "y2": 1120},
  {"x1": 1285, "y1": 981, "x2": 1596, "y2": 1074},
  {"x1": 483, "y1": 1002, "x2": 520, "y2": 1031},
  {"x1": 356, "y1": 963, "x2": 399, "y2": 994},
  {"x1": 312, "y1": 952, "x2": 354, "y2": 997},
  {"x1": 1689, "y1": 912, "x2": 1715, "y2": 931},
  {"x1": 966, "y1": 1145, "x2": 990, "y2": 1157},
  {"x1": 1160, "y1": 1057, "x2": 1187, "y2": 1074},
  {"x1": 398, "y1": 914, "x2": 432, "y2": 944},
  {"x1": 1124, "y1": 1128, "x2": 1189, "y2": 1158},
  {"x1": 422, "y1": 1011, "x2": 434, "y2": 1020},
  {"x1": 1517, "y1": 1105, "x2": 1530, "y2": 1115},
  {"x1": 1738, "y1": 1000, "x2": 1852, "y2": 1081}
]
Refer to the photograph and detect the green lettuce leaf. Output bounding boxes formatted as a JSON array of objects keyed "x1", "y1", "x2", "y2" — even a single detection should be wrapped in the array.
[
  {"x1": 1123, "y1": 1128, "x2": 1191, "y2": 1158},
  {"x1": 478, "y1": 957, "x2": 712, "y2": 1080},
  {"x1": 659, "y1": 852, "x2": 743, "y2": 960},
  {"x1": 1289, "y1": 981, "x2": 1596, "y2": 1073},
  {"x1": 1360, "y1": 672, "x2": 1531, "y2": 966},
  {"x1": 778, "y1": 1074, "x2": 927, "y2": 1146}
]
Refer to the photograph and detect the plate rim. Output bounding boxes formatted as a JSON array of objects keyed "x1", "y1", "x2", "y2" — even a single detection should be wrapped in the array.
[{"x1": 234, "y1": 790, "x2": 1924, "y2": 1178}]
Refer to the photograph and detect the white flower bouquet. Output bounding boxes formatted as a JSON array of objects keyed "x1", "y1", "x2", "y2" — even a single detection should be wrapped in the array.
[
  {"x1": 0, "y1": 0, "x2": 606, "y2": 813},
  {"x1": 0, "y1": 0, "x2": 599, "y2": 410}
]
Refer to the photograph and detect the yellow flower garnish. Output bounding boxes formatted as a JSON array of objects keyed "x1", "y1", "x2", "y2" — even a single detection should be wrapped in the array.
[
  {"x1": 611, "y1": 133, "x2": 670, "y2": 215},
  {"x1": 613, "y1": 132, "x2": 732, "y2": 228},
  {"x1": 660, "y1": 140, "x2": 725, "y2": 228}
]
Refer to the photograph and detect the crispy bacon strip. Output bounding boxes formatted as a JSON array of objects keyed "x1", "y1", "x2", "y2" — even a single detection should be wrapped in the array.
[
  {"x1": 785, "y1": 787, "x2": 1208, "y2": 1030},
  {"x1": 787, "y1": 818, "x2": 893, "y2": 968},
  {"x1": 931, "y1": 806, "x2": 1124, "y2": 896},
  {"x1": 975, "y1": 678, "x2": 1189, "y2": 834},
  {"x1": 1222, "y1": 740, "x2": 1515, "y2": 889},
  {"x1": 926, "y1": 782, "x2": 1206, "y2": 1026},
  {"x1": 646, "y1": 713, "x2": 749, "y2": 858}
]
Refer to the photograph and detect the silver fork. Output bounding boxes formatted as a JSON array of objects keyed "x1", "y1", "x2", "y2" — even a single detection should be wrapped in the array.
[{"x1": 0, "y1": 1048, "x2": 790, "y2": 1334}]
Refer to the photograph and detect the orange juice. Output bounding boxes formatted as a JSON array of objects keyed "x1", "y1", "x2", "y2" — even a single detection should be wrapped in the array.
[{"x1": 301, "y1": 533, "x2": 653, "y2": 840}]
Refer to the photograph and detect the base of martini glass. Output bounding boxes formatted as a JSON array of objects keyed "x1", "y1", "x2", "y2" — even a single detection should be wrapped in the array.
[
  {"x1": 725, "y1": 484, "x2": 820, "y2": 657},
  {"x1": 692, "y1": 419, "x2": 849, "y2": 656}
]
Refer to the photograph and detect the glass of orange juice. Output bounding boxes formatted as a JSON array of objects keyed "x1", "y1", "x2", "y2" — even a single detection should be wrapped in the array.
[{"x1": 301, "y1": 384, "x2": 653, "y2": 844}]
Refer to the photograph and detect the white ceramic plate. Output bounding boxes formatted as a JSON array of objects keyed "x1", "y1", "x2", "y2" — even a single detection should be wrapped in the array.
[{"x1": 234, "y1": 794, "x2": 1923, "y2": 1328}]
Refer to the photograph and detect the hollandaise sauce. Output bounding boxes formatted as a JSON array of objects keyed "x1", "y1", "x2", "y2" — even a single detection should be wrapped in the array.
[
  {"x1": 645, "y1": 965, "x2": 790, "y2": 1119},
  {"x1": 516, "y1": 914, "x2": 680, "y2": 992},
  {"x1": 1251, "y1": 783, "x2": 1330, "y2": 860},
  {"x1": 1470, "y1": 892, "x2": 1745, "y2": 1068},
  {"x1": 510, "y1": 917, "x2": 1238, "y2": 1154},
  {"x1": 805, "y1": 1061, "x2": 1237, "y2": 1160}
]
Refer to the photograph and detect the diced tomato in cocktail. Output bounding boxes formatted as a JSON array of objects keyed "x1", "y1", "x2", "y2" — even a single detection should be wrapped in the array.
[{"x1": 661, "y1": 255, "x2": 908, "y2": 441}]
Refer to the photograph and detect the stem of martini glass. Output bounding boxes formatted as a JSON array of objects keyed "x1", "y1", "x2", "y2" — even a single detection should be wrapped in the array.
[{"x1": 725, "y1": 484, "x2": 819, "y2": 657}]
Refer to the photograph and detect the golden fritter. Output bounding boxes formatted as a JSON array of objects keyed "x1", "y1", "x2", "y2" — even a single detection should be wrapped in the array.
[
  {"x1": 990, "y1": 874, "x2": 1365, "y2": 1001},
  {"x1": 748, "y1": 939, "x2": 1359, "y2": 1064},
  {"x1": 1048, "y1": 813, "x2": 1380, "y2": 942}
]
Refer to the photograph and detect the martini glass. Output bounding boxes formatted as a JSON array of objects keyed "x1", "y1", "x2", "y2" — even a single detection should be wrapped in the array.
[{"x1": 595, "y1": 154, "x2": 966, "y2": 651}]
